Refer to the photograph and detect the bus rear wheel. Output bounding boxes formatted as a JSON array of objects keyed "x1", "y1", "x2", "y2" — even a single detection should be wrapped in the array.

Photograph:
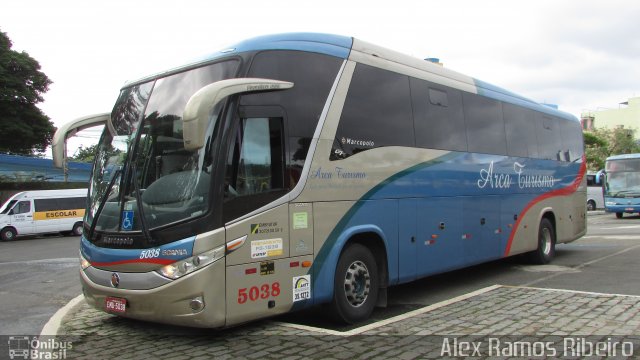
[
  {"x1": 528, "y1": 218, "x2": 555, "y2": 264},
  {"x1": 330, "y1": 243, "x2": 379, "y2": 324},
  {"x1": 1, "y1": 227, "x2": 17, "y2": 242}
]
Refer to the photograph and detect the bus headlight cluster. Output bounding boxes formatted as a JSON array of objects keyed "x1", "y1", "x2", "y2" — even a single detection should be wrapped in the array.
[
  {"x1": 156, "y1": 245, "x2": 225, "y2": 280},
  {"x1": 80, "y1": 250, "x2": 91, "y2": 270}
]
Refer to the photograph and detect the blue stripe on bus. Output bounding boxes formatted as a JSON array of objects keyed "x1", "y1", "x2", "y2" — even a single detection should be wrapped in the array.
[
  {"x1": 81, "y1": 236, "x2": 195, "y2": 267},
  {"x1": 309, "y1": 153, "x2": 583, "y2": 305},
  {"x1": 196, "y1": 33, "x2": 353, "y2": 63}
]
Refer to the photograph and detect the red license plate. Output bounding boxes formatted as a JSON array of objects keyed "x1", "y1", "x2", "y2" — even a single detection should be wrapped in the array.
[{"x1": 105, "y1": 296, "x2": 127, "y2": 313}]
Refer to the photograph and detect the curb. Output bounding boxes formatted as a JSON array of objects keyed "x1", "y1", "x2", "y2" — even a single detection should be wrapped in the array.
[{"x1": 40, "y1": 294, "x2": 85, "y2": 336}]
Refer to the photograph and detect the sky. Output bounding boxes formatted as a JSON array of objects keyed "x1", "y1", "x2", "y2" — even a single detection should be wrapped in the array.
[{"x1": 1, "y1": 0, "x2": 639, "y2": 156}]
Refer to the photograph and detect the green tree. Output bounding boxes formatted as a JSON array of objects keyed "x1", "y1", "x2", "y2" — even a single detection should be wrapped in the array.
[
  {"x1": 0, "y1": 30, "x2": 55, "y2": 155},
  {"x1": 584, "y1": 128, "x2": 640, "y2": 171},
  {"x1": 70, "y1": 143, "x2": 99, "y2": 163}
]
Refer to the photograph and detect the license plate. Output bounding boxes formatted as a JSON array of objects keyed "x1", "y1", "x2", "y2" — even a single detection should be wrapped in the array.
[
  {"x1": 626, "y1": 208, "x2": 634, "y2": 211},
  {"x1": 105, "y1": 296, "x2": 127, "y2": 313}
]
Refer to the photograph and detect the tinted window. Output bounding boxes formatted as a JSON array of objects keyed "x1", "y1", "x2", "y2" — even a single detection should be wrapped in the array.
[
  {"x1": 411, "y1": 78, "x2": 467, "y2": 151},
  {"x1": 503, "y1": 103, "x2": 539, "y2": 158},
  {"x1": 224, "y1": 117, "x2": 286, "y2": 222},
  {"x1": 332, "y1": 64, "x2": 413, "y2": 160},
  {"x1": 242, "y1": 51, "x2": 342, "y2": 181},
  {"x1": 242, "y1": 51, "x2": 343, "y2": 138},
  {"x1": 560, "y1": 119, "x2": 584, "y2": 161},
  {"x1": 536, "y1": 114, "x2": 563, "y2": 160},
  {"x1": 35, "y1": 197, "x2": 86, "y2": 212},
  {"x1": 464, "y1": 93, "x2": 507, "y2": 155}
]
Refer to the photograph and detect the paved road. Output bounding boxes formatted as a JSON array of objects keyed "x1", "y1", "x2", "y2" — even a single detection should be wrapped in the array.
[{"x1": 0, "y1": 235, "x2": 81, "y2": 335}]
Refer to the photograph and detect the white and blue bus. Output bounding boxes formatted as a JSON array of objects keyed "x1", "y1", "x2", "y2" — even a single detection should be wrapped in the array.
[
  {"x1": 603, "y1": 153, "x2": 640, "y2": 218},
  {"x1": 53, "y1": 33, "x2": 586, "y2": 328}
]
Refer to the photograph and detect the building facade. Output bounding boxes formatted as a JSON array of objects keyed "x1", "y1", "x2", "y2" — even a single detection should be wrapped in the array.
[{"x1": 581, "y1": 96, "x2": 640, "y2": 139}]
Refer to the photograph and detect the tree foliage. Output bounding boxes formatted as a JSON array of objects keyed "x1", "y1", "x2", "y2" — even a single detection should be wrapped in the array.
[
  {"x1": 0, "y1": 30, "x2": 55, "y2": 155},
  {"x1": 585, "y1": 128, "x2": 640, "y2": 171},
  {"x1": 70, "y1": 143, "x2": 100, "y2": 163}
]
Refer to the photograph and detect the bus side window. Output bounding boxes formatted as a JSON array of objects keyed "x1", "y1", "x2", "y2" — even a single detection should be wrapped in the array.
[{"x1": 223, "y1": 117, "x2": 286, "y2": 222}]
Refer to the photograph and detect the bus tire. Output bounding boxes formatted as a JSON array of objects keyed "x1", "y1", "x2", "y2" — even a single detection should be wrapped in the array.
[
  {"x1": 616, "y1": 212, "x2": 623, "y2": 219},
  {"x1": 528, "y1": 218, "x2": 555, "y2": 264},
  {"x1": 330, "y1": 243, "x2": 379, "y2": 324},
  {"x1": 1, "y1": 227, "x2": 17, "y2": 242},
  {"x1": 72, "y1": 222, "x2": 83, "y2": 236}
]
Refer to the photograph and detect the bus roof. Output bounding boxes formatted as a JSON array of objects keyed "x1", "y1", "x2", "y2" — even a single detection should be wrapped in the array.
[
  {"x1": 123, "y1": 32, "x2": 577, "y2": 122},
  {"x1": 606, "y1": 153, "x2": 640, "y2": 161}
]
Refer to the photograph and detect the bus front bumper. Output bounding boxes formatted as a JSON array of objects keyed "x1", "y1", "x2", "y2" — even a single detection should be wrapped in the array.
[
  {"x1": 80, "y1": 259, "x2": 226, "y2": 328},
  {"x1": 605, "y1": 204, "x2": 640, "y2": 214}
]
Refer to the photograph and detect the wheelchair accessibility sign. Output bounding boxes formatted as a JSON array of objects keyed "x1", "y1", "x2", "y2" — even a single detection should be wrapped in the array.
[{"x1": 122, "y1": 210, "x2": 134, "y2": 231}]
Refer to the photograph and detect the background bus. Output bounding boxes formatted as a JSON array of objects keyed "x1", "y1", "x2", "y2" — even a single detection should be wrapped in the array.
[
  {"x1": 603, "y1": 153, "x2": 640, "y2": 218},
  {"x1": 586, "y1": 171, "x2": 604, "y2": 211},
  {"x1": 0, "y1": 189, "x2": 87, "y2": 241},
  {"x1": 53, "y1": 33, "x2": 585, "y2": 328}
]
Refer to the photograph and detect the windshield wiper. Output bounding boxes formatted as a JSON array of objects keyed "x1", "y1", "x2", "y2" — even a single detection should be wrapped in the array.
[
  {"x1": 131, "y1": 167, "x2": 152, "y2": 243},
  {"x1": 88, "y1": 169, "x2": 122, "y2": 241}
]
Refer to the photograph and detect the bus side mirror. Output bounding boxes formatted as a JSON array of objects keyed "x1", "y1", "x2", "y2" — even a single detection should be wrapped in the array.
[
  {"x1": 52, "y1": 113, "x2": 113, "y2": 168},
  {"x1": 182, "y1": 78, "x2": 293, "y2": 151}
]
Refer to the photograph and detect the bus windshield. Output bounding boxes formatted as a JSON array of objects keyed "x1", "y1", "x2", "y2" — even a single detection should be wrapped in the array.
[
  {"x1": 605, "y1": 158, "x2": 640, "y2": 197},
  {"x1": 88, "y1": 60, "x2": 238, "y2": 236}
]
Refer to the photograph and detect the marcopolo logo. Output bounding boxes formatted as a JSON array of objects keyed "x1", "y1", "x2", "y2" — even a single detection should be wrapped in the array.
[{"x1": 7, "y1": 336, "x2": 73, "y2": 359}]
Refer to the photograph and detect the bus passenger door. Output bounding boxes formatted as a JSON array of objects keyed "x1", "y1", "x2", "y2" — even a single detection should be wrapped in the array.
[
  {"x1": 222, "y1": 107, "x2": 312, "y2": 326},
  {"x1": 9, "y1": 200, "x2": 35, "y2": 235},
  {"x1": 398, "y1": 199, "x2": 417, "y2": 283}
]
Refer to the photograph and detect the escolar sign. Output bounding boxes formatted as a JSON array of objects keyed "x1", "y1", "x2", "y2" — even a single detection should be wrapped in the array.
[{"x1": 34, "y1": 209, "x2": 85, "y2": 220}]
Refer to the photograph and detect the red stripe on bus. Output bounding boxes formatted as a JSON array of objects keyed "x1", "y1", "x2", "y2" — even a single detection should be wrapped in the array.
[
  {"x1": 504, "y1": 159, "x2": 586, "y2": 257},
  {"x1": 89, "y1": 258, "x2": 175, "y2": 267}
]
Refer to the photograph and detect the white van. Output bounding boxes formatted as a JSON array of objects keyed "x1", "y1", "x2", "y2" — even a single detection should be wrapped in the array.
[
  {"x1": 586, "y1": 172, "x2": 604, "y2": 211},
  {"x1": 0, "y1": 189, "x2": 87, "y2": 241}
]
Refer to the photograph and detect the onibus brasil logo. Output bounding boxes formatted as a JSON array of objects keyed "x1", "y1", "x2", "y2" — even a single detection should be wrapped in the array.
[{"x1": 8, "y1": 336, "x2": 72, "y2": 359}]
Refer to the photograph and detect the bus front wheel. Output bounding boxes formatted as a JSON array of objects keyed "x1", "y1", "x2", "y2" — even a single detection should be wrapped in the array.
[
  {"x1": 330, "y1": 243, "x2": 379, "y2": 324},
  {"x1": 1, "y1": 227, "x2": 17, "y2": 242},
  {"x1": 616, "y1": 212, "x2": 623, "y2": 219},
  {"x1": 528, "y1": 218, "x2": 555, "y2": 264}
]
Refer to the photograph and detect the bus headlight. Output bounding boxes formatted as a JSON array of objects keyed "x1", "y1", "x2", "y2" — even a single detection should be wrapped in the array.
[
  {"x1": 80, "y1": 251, "x2": 91, "y2": 270},
  {"x1": 156, "y1": 245, "x2": 225, "y2": 280}
]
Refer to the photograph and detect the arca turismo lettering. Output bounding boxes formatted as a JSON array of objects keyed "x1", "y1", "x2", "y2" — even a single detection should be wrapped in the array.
[
  {"x1": 311, "y1": 166, "x2": 366, "y2": 180},
  {"x1": 477, "y1": 161, "x2": 557, "y2": 190}
]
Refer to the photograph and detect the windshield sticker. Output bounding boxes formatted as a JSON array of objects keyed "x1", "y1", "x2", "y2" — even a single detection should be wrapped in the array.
[
  {"x1": 293, "y1": 275, "x2": 311, "y2": 302},
  {"x1": 251, "y1": 238, "x2": 283, "y2": 259},
  {"x1": 121, "y1": 210, "x2": 134, "y2": 231}
]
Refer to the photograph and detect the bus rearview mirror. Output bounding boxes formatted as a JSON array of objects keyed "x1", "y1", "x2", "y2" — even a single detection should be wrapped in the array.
[
  {"x1": 52, "y1": 113, "x2": 113, "y2": 168},
  {"x1": 182, "y1": 78, "x2": 293, "y2": 151}
]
